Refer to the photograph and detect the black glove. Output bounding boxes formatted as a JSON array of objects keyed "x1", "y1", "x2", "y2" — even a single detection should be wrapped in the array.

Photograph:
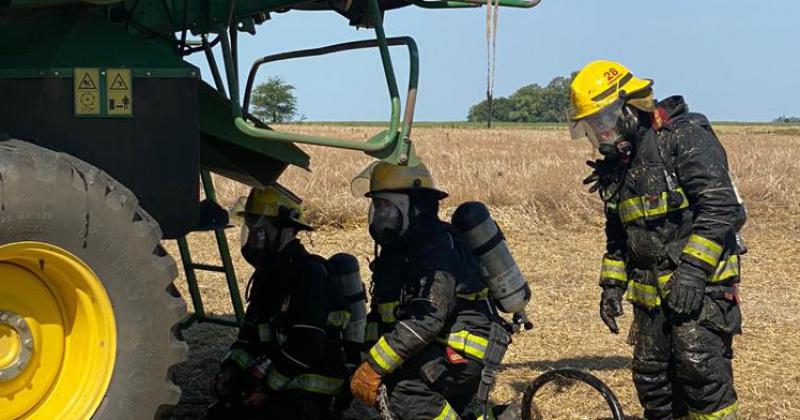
[
  {"x1": 599, "y1": 286, "x2": 625, "y2": 334},
  {"x1": 209, "y1": 362, "x2": 245, "y2": 401},
  {"x1": 583, "y1": 159, "x2": 623, "y2": 194},
  {"x1": 666, "y1": 263, "x2": 707, "y2": 315}
]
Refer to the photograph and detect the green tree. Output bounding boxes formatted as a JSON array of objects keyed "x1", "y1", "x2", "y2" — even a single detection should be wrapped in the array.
[
  {"x1": 466, "y1": 74, "x2": 574, "y2": 123},
  {"x1": 774, "y1": 115, "x2": 800, "y2": 123},
  {"x1": 251, "y1": 76, "x2": 298, "y2": 123},
  {"x1": 467, "y1": 97, "x2": 514, "y2": 122}
]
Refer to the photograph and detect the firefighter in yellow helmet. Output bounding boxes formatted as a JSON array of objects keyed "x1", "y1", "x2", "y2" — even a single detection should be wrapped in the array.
[
  {"x1": 349, "y1": 161, "x2": 513, "y2": 420},
  {"x1": 207, "y1": 184, "x2": 350, "y2": 420},
  {"x1": 568, "y1": 60, "x2": 746, "y2": 420}
]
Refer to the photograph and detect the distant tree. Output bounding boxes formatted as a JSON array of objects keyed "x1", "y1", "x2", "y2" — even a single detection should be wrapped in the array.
[
  {"x1": 251, "y1": 77, "x2": 298, "y2": 123},
  {"x1": 773, "y1": 115, "x2": 800, "y2": 123},
  {"x1": 466, "y1": 75, "x2": 573, "y2": 123},
  {"x1": 467, "y1": 97, "x2": 514, "y2": 122}
]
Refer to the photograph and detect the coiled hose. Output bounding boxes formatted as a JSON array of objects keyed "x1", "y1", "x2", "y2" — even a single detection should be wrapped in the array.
[{"x1": 520, "y1": 368, "x2": 625, "y2": 420}]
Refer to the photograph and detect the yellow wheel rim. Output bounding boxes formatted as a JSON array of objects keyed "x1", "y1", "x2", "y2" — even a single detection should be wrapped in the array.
[{"x1": 0, "y1": 242, "x2": 116, "y2": 420}]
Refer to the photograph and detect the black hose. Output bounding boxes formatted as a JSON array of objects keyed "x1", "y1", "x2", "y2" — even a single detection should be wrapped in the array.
[{"x1": 520, "y1": 368, "x2": 625, "y2": 420}]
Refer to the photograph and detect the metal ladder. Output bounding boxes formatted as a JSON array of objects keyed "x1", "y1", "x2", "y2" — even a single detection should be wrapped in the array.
[{"x1": 176, "y1": 170, "x2": 245, "y2": 332}]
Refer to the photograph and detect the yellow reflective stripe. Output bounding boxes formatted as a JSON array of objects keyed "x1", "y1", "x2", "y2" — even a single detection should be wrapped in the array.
[
  {"x1": 457, "y1": 287, "x2": 490, "y2": 301},
  {"x1": 286, "y1": 373, "x2": 344, "y2": 396},
  {"x1": 619, "y1": 188, "x2": 688, "y2": 223},
  {"x1": 710, "y1": 255, "x2": 740, "y2": 283},
  {"x1": 626, "y1": 281, "x2": 661, "y2": 308},
  {"x1": 224, "y1": 348, "x2": 254, "y2": 370},
  {"x1": 683, "y1": 234, "x2": 723, "y2": 266},
  {"x1": 266, "y1": 367, "x2": 291, "y2": 391},
  {"x1": 618, "y1": 196, "x2": 645, "y2": 223},
  {"x1": 257, "y1": 323, "x2": 273, "y2": 342},
  {"x1": 378, "y1": 301, "x2": 400, "y2": 323},
  {"x1": 601, "y1": 257, "x2": 627, "y2": 281},
  {"x1": 688, "y1": 401, "x2": 738, "y2": 420},
  {"x1": 658, "y1": 273, "x2": 672, "y2": 288},
  {"x1": 443, "y1": 330, "x2": 488, "y2": 360},
  {"x1": 369, "y1": 336, "x2": 403, "y2": 373},
  {"x1": 327, "y1": 310, "x2": 352, "y2": 329},
  {"x1": 432, "y1": 400, "x2": 458, "y2": 420}
]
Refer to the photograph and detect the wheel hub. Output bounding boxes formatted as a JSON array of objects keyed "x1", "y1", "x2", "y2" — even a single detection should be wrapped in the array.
[
  {"x1": 0, "y1": 242, "x2": 116, "y2": 420},
  {"x1": 0, "y1": 312, "x2": 34, "y2": 382}
]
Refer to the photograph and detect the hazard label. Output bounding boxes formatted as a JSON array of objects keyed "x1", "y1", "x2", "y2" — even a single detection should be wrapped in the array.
[
  {"x1": 74, "y1": 68, "x2": 100, "y2": 116},
  {"x1": 106, "y1": 69, "x2": 132, "y2": 117}
]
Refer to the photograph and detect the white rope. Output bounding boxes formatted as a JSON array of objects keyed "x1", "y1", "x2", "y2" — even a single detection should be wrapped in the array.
[{"x1": 485, "y1": 0, "x2": 500, "y2": 125}]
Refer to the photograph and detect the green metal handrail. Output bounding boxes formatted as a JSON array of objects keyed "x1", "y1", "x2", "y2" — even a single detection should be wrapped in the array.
[
  {"x1": 220, "y1": 0, "x2": 416, "y2": 164},
  {"x1": 241, "y1": 36, "x2": 419, "y2": 162}
]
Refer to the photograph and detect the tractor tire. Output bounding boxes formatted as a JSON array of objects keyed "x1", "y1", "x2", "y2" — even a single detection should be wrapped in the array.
[{"x1": 0, "y1": 139, "x2": 188, "y2": 420}]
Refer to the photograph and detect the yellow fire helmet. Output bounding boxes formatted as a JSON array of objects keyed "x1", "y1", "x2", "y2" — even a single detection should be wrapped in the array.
[
  {"x1": 238, "y1": 183, "x2": 313, "y2": 230},
  {"x1": 569, "y1": 60, "x2": 654, "y2": 121},
  {"x1": 351, "y1": 160, "x2": 448, "y2": 199}
]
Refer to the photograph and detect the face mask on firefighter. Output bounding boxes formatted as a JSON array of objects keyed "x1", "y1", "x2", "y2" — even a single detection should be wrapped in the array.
[
  {"x1": 568, "y1": 99, "x2": 631, "y2": 157},
  {"x1": 368, "y1": 193, "x2": 410, "y2": 245},
  {"x1": 240, "y1": 214, "x2": 297, "y2": 255}
]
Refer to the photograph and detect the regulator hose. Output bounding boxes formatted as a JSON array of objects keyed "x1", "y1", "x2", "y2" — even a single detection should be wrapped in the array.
[{"x1": 520, "y1": 368, "x2": 625, "y2": 420}]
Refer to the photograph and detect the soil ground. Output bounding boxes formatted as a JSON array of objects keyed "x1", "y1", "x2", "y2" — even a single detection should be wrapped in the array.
[{"x1": 164, "y1": 124, "x2": 800, "y2": 419}]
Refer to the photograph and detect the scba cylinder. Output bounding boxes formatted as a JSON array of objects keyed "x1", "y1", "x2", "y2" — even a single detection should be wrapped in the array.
[
  {"x1": 452, "y1": 201, "x2": 531, "y2": 314},
  {"x1": 328, "y1": 253, "x2": 367, "y2": 344}
]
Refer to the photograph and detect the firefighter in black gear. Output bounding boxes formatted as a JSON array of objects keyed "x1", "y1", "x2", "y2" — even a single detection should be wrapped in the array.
[
  {"x1": 207, "y1": 185, "x2": 350, "y2": 420},
  {"x1": 568, "y1": 60, "x2": 745, "y2": 420},
  {"x1": 350, "y1": 161, "x2": 503, "y2": 420}
]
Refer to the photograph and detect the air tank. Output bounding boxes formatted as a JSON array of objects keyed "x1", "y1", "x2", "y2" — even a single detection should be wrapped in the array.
[
  {"x1": 328, "y1": 253, "x2": 367, "y2": 345},
  {"x1": 452, "y1": 201, "x2": 531, "y2": 315}
]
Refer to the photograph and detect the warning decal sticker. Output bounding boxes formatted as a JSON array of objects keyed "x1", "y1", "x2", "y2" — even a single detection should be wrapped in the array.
[
  {"x1": 74, "y1": 68, "x2": 100, "y2": 116},
  {"x1": 107, "y1": 69, "x2": 132, "y2": 117}
]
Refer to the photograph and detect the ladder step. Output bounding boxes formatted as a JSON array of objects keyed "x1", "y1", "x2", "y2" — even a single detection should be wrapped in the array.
[{"x1": 190, "y1": 263, "x2": 227, "y2": 273}]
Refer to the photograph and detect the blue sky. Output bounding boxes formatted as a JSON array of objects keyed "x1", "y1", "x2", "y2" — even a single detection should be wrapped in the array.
[{"x1": 188, "y1": 0, "x2": 799, "y2": 122}]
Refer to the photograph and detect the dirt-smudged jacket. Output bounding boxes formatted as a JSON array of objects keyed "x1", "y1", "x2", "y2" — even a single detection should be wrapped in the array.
[
  {"x1": 365, "y1": 216, "x2": 496, "y2": 376},
  {"x1": 600, "y1": 96, "x2": 746, "y2": 309},
  {"x1": 224, "y1": 240, "x2": 349, "y2": 396}
]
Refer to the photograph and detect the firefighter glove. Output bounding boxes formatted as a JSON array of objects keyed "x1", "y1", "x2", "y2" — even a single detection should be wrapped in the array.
[
  {"x1": 584, "y1": 159, "x2": 622, "y2": 194},
  {"x1": 666, "y1": 262, "x2": 707, "y2": 315},
  {"x1": 209, "y1": 362, "x2": 244, "y2": 401},
  {"x1": 351, "y1": 361, "x2": 382, "y2": 407},
  {"x1": 599, "y1": 286, "x2": 625, "y2": 334}
]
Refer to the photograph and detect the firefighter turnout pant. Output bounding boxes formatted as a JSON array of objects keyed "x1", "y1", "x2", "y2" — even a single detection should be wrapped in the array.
[
  {"x1": 630, "y1": 293, "x2": 741, "y2": 420},
  {"x1": 204, "y1": 389, "x2": 331, "y2": 420},
  {"x1": 384, "y1": 346, "x2": 483, "y2": 420}
]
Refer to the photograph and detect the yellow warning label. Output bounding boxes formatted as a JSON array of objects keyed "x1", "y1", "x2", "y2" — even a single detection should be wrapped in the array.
[
  {"x1": 107, "y1": 69, "x2": 132, "y2": 117},
  {"x1": 74, "y1": 68, "x2": 100, "y2": 116}
]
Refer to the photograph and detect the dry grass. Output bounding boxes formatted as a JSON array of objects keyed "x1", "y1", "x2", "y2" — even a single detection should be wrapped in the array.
[{"x1": 166, "y1": 125, "x2": 800, "y2": 419}]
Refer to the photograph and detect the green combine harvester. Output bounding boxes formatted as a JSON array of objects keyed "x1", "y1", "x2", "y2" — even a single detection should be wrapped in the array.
[{"x1": 0, "y1": 0, "x2": 543, "y2": 418}]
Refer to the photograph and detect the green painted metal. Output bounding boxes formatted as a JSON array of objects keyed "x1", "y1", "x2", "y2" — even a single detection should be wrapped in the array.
[
  {"x1": 200, "y1": 82, "x2": 310, "y2": 170},
  {"x1": 241, "y1": 37, "x2": 420, "y2": 164},
  {"x1": 0, "y1": 11, "x2": 195, "y2": 73},
  {"x1": 176, "y1": 170, "x2": 246, "y2": 332},
  {"x1": 224, "y1": 0, "x2": 418, "y2": 164}
]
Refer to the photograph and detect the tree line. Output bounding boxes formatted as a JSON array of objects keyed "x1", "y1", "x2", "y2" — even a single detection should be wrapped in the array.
[{"x1": 467, "y1": 75, "x2": 573, "y2": 123}]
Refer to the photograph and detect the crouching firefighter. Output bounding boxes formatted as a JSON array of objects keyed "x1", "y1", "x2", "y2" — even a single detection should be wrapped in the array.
[
  {"x1": 349, "y1": 161, "x2": 514, "y2": 420},
  {"x1": 567, "y1": 60, "x2": 746, "y2": 420},
  {"x1": 207, "y1": 184, "x2": 350, "y2": 420}
]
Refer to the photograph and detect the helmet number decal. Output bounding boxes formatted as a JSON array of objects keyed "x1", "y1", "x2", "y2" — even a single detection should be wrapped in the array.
[{"x1": 604, "y1": 68, "x2": 620, "y2": 81}]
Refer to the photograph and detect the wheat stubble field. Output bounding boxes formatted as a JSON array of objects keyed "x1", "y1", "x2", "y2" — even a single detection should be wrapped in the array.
[{"x1": 165, "y1": 124, "x2": 800, "y2": 419}]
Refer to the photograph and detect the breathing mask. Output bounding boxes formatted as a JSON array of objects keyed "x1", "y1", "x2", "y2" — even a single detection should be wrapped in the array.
[
  {"x1": 368, "y1": 192, "x2": 410, "y2": 245},
  {"x1": 240, "y1": 214, "x2": 297, "y2": 264}
]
